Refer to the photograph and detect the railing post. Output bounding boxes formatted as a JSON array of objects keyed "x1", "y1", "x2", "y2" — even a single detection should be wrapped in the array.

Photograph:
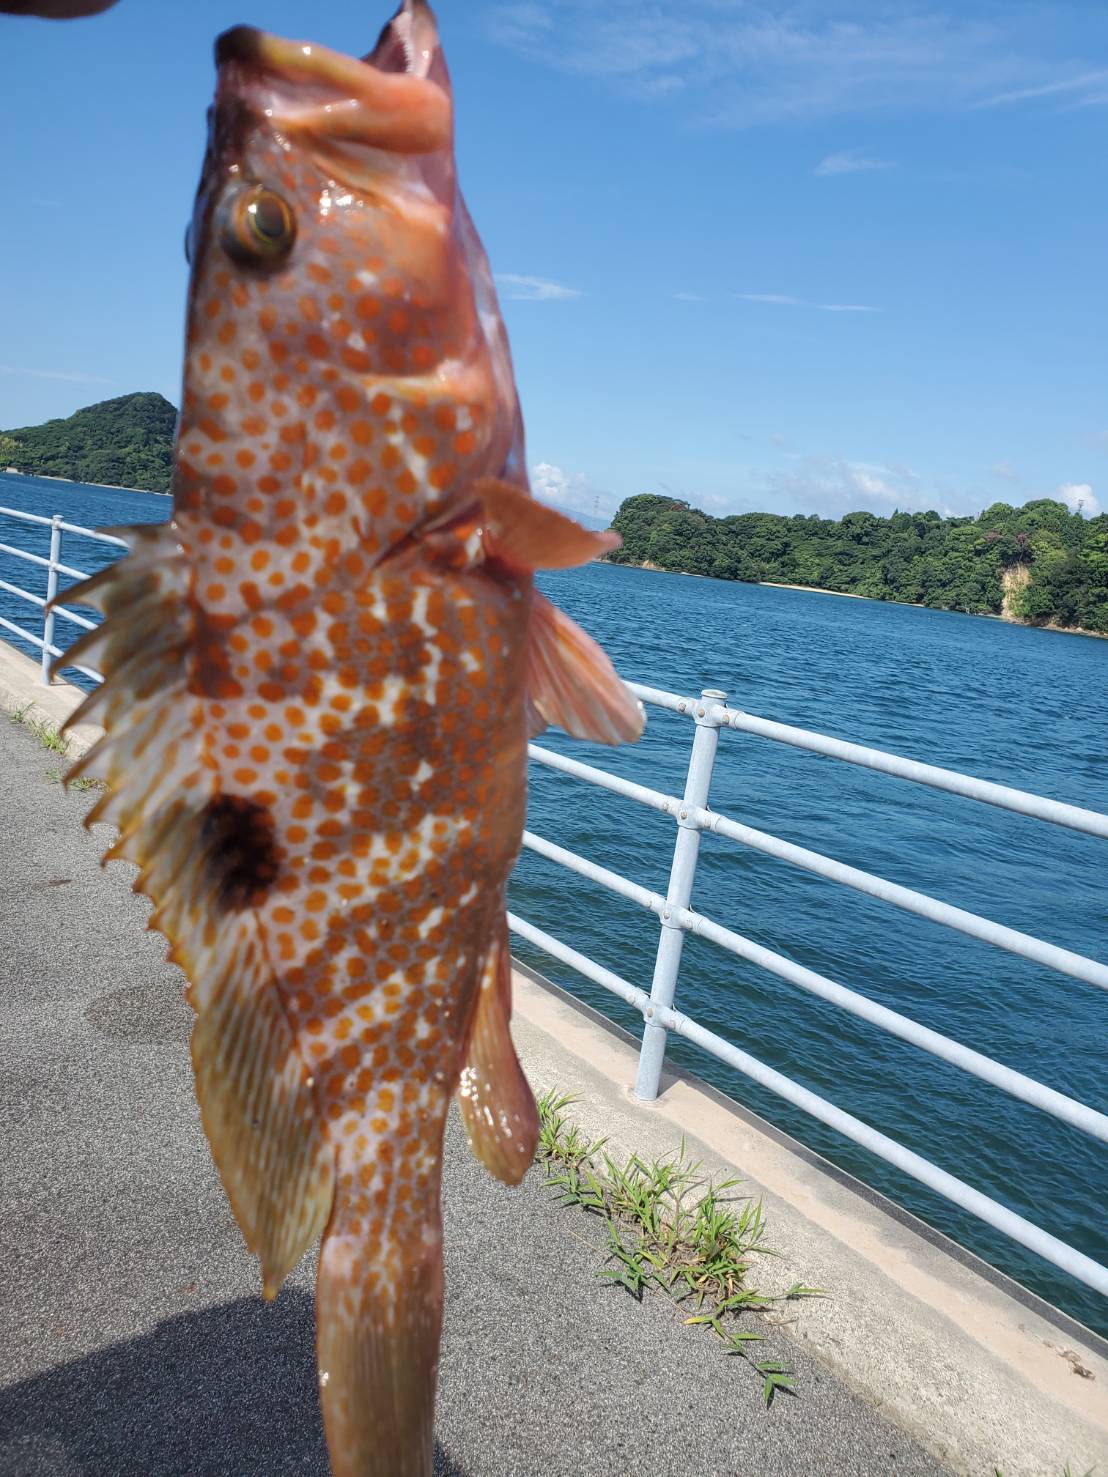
[
  {"x1": 40, "y1": 514, "x2": 62, "y2": 685},
  {"x1": 634, "y1": 688, "x2": 726, "y2": 1101}
]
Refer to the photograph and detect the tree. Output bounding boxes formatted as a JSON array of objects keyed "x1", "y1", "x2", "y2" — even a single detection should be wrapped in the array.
[{"x1": 606, "y1": 493, "x2": 1107, "y2": 632}]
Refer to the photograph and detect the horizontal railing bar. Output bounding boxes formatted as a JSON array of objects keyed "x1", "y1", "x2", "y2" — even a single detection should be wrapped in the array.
[
  {"x1": 52, "y1": 560, "x2": 90, "y2": 581},
  {"x1": 57, "y1": 521, "x2": 127, "y2": 546},
  {"x1": 626, "y1": 683, "x2": 1108, "y2": 840},
  {"x1": 506, "y1": 912, "x2": 1108, "y2": 1297},
  {"x1": 52, "y1": 605, "x2": 97, "y2": 631},
  {"x1": 58, "y1": 661, "x2": 102, "y2": 681},
  {"x1": 520, "y1": 832, "x2": 1108, "y2": 1141},
  {"x1": 702, "y1": 814, "x2": 1108, "y2": 993},
  {"x1": 624, "y1": 682, "x2": 690, "y2": 715},
  {"x1": 0, "y1": 613, "x2": 44, "y2": 647},
  {"x1": 527, "y1": 745, "x2": 1108, "y2": 994},
  {"x1": 721, "y1": 711, "x2": 1108, "y2": 838},
  {"x1": 0, "y1": 614, "x2": 101, "y2": 680},
  {"x1": 0, "y1": 576, "x2": 46, "y2": 607},
  {"x1": 0, "y1": 504, "x2": 55, "y2": 527},
  {"x1": 0, "y1": 505, "x2": 127, "y2": 546},
  {"x1": 0, "y1": 541, "x2": 51, "y2": 569},
  {"x1": 529, "y1": 743, "x2": 676, "y2": 815}
]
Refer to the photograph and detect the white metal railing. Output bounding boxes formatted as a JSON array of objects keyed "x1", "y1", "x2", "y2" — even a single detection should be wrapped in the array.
[
  {"x1": 0, "y1": 513, "x2": 1104, "y2": 1305},
  {"x1": 512, "y1": 684, "x2": 1108, "y2": 1303},
  {"x1": 0, "y1": 505, "x2": 125, "y2": 684}
]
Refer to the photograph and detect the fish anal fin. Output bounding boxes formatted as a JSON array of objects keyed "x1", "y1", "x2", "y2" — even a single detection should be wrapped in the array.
[
  {"x1": 474, "y1": 476, "x2": 620, "y2": 573},
  {"x1": 458, "y1": 919, "x2": 538, "y2": 1186},
  {"x1": 528, "y1": 590, "x2": 645, "y2": 746}
]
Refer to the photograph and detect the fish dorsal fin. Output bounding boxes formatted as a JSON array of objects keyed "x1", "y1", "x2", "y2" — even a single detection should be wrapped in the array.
[
  {"x1": 527, "y1": 590, "x2": 645, "y2": 745},
  {"x1": 59, "y1": 528, "x2": 334, "y2": 1296},
  {"x1": 457, "y1": 915, "x2": 538, "y2": 1185},
  {"x1": 473, "y1": 476, "x2": 620, "y2": 573}
]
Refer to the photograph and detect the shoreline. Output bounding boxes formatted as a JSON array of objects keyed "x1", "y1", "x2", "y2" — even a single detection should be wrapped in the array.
[
  {"x1": 612, "y1": 559, "x2": 1108, "y2": 640},
  {"x1": 0, "y1": 469, "x2": 169, "y2": 496}
]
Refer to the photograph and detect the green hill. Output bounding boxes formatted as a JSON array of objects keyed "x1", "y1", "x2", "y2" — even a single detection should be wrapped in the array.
[
  {"x1": 609, "y1": 493, "x2": 1108, "y2": 635},
  {"x1": 0, "y1": 392, "x2": 177, "y2": 493}
]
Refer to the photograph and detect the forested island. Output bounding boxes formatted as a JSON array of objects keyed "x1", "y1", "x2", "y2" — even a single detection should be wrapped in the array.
[
  {"x1": 3, "y1": 394, "x2": 1104, "y2": 634},
  {"x1": 609, "y1": 494, "x2": 1108, "y2": 635},
  {"x1": 0, "y1": 392, "x2": 176, "y2": 494}
]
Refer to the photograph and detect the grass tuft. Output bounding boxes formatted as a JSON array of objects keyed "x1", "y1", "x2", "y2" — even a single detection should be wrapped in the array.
[
  {"x1": 535, "y1": 1090, "x2": 826, "y2": 1406},
  {"x1": 8, "y1": 703, "x2": 69, "y2": 754},
  {"x1": 45, "y1": 767, "x2": 102, "y2": 791}
]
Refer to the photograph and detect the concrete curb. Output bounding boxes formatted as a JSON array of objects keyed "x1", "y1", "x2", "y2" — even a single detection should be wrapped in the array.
[
  {"x1": 0, "y1": 642, "x2": 102, "y2": 758},
  {"x1": 509, "y1": 966, "x2": 1108, "y2": 1477}
]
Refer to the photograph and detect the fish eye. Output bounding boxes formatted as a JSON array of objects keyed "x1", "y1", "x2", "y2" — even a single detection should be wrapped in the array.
[{"x1": 219, "y1": 183, "x2": 297, "y2": 269}]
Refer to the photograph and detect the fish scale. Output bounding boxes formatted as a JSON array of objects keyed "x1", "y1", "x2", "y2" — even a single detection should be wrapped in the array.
[{"x1": 56, "y1": 4, "x2": 643, "y2": 1475}]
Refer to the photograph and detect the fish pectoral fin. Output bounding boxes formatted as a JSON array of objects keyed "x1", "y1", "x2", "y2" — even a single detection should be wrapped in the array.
[
  {"x1": 474, "y1": 476, "x2": 620, "y2": 573},
  {"x1": 527, "y1": 590, "x2": 645, "y2": 746},
  {"x1": 457, "y1": 917, "x2": 538, "y2": 1186},
  {"x1": 317, "y1": 1220, "x2": 444, "y2": 1477}
]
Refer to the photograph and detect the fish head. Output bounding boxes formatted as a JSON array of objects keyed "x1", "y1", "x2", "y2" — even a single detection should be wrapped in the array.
[{"x1": 179, "y1": 0, "x2": 524, "y2": 530}]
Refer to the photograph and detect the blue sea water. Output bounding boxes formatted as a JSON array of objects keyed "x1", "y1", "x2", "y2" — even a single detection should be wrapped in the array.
[{"x1": 1, "y1": 471, "x2": 1105, "y2": 1335}]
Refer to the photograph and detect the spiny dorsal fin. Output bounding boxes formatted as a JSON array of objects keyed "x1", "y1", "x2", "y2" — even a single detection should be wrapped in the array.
[{"x1": 59, "y1": 527, "x2": 334, "y2": 1294}]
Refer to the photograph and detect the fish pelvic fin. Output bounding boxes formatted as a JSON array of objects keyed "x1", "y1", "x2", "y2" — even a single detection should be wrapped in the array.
[
  {"x1": 56, "y1": 523, "x2": 334, "y2": 1296},
  {"x1": 527, "y1": 589, "x2": 645, "y2": 745},
  {"x1": 457, "y1": 915, "x2": 538, "y2": 1186},
  {"x1": 317, "y1": 1194, "x2": 445, "y2": 1477}
]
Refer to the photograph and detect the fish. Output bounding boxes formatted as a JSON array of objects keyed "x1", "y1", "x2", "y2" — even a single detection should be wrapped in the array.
[{"x1": 55, "y1": 3, "x2": 643, "y2": 1474}]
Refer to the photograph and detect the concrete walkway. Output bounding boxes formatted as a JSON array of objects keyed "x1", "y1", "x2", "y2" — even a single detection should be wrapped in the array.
[{"x1": 0, "y1": 712, "x2": 958, "y2": 1477}]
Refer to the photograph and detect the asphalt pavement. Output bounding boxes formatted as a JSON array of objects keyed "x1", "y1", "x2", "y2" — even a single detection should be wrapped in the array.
[{"x1": 0, "y1": 715, "x2": 950, "y2": 1477}]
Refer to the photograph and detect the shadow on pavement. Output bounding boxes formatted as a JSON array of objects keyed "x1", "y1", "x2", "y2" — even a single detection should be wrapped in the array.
[{"x1": 0, "y1": 1288, "x2": 470, "y2": 1476}]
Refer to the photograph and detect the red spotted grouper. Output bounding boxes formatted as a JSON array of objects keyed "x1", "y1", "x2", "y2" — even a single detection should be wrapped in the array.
[{"x1": 59, "y1": 3, "x2": 643, "y2": 1473}]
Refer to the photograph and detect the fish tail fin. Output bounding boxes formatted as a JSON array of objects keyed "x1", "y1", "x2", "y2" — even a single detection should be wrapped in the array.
[
  {"x1": 458, "y1": 915, "x2": 538, "y2": 1185},
  {"x1": 316, "y1": 1202, "x2": 444, "y2": 1477}
]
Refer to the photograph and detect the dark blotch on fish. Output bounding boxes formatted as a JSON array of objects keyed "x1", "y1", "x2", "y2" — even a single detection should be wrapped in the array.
[{"x1": 200, "y1": 793, "x2": 280, "y2": 909}]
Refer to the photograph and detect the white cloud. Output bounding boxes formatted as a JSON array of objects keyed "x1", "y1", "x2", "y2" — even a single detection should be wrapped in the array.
[
  {"x1": 814, "y1": 149, "x2": 896, "y2": 176},
  {"x1": 977, "y1": 69, "x2": 1108, "y2": 108},
  {"x1": 485, "y1": 2, "x2": 1101, "y2": 128},
  {"x1": 1058, "y1": 483, "x2": 1100, "y2": 518},
  {"x1": 495, "y1": 274, "x2": 581, "y2": 302},
  {"x1": 764, "y1": 455, "x2": 958, "y2": 516},
  {"x1": 0, "y1": 365, "x2": 113, "y2": 384},
  {"x1": 530, "y1": 462, "x2": 613, "y2": 522},
  {"x1": 735, "y1": 293, "x2": 801, "y2": 306},
  {"x1": 735, "y1": 293, "x2": 877, "y2": 313},
  {"x1": 991, "y1": 460, "x2": 1020, "y2": 481},
  {"x1": 674, "y1": 291, "x2": 706, "y2": 301}
]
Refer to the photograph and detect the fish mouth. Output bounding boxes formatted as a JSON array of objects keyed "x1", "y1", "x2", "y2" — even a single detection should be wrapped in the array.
[{"x1": 216, "y1": 2, "x2": 449, "y2": 154}]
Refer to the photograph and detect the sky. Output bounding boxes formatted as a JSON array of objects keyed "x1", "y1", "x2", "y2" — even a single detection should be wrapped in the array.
[{"x1": 1, "y1": 0, "x2": 1106, "y2": 523}]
